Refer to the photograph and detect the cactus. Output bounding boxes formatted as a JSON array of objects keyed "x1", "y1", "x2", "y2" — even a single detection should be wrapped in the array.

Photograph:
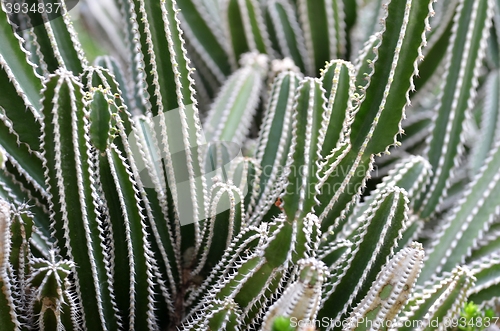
[{"x1": 1, "y1": 0, "x2": 500, "y2": 330}]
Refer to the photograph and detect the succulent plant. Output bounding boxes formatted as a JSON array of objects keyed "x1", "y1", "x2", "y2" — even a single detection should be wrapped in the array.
[{"x1": 0, "y1": 0, "x2": 500, "y2": 330}]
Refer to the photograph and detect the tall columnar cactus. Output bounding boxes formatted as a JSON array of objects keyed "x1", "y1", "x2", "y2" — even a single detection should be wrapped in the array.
[{"x1": 1, "y1": 0, "x2": 500, "y2": 330}]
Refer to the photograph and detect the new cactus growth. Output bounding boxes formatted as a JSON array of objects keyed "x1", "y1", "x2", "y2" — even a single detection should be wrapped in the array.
[
  {"x1": 346, "y1": 242, "x2": 425, "y2": 331},
  {"x1": 1, "y1": 0, "x2": 500, "y2": 330}
]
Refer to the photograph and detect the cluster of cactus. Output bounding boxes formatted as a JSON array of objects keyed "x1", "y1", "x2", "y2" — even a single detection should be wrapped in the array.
[{"x1": 1, "y1": 0, "x2": 500, "y2": 330}]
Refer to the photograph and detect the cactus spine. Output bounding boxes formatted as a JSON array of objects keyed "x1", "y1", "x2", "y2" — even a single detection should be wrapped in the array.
[{"x1": 1, "y1": 0, "x2": 500, "y2": 330}]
